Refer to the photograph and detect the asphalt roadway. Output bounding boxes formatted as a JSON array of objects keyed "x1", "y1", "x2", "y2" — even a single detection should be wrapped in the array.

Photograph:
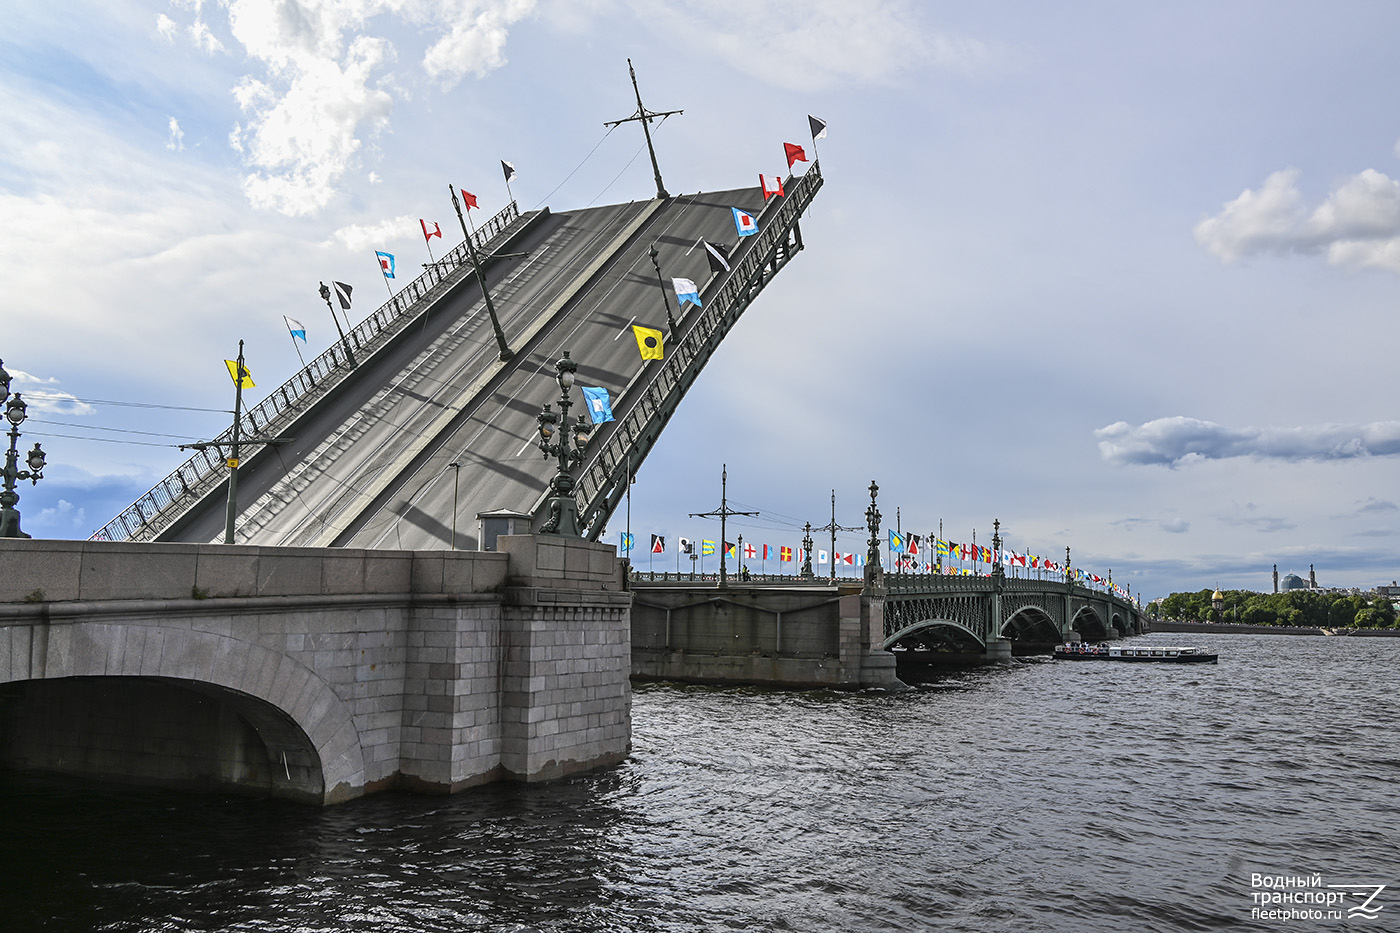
[{"x1": 162, "y1": 185, "x2": 768, "y2": 550}]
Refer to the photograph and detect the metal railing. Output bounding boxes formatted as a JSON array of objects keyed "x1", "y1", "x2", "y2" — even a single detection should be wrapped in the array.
[
  {"x1": 92, "y1": 201, "x2": 525, "y2": 543},
  {"x1": 574, "y1": 162, "x2": 824, "y2": 535}
]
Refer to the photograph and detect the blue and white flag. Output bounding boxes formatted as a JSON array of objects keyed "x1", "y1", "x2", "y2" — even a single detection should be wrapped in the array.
[
  {"x1": 283, "y1": 316, "x2": 306, "y2": 342},
  {"x1": 732, "y1": 207, "x2": 758, "y2": 237},
  {"x1": 581, "y1": 386, "x2": 615, "y2": 424},
  {"x1": 375, "y1": 250, "x2": 396, "y2": 279},
  {"x1": 620, "y1": 532, "x2": 634, "y2": 552},
  {"x1": 672, "y1": 277, "x2": 701, "y2": 308}
]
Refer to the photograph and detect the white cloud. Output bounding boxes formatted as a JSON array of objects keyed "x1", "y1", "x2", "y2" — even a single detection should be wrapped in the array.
[
  {"x1": 329, "y1": 214, "x2": 418, "y2": 252},
  {"x1": 230, "y1": 34, "x2": 396, "y2": 215},
  {"x1": 422, "y1": 0, "x2": 537, "y2": 84},
  {"x1": 34, "y1": 500, "x2": 88, "y2": 531},
  {"x1": 166, "y1": 116, "x2": 185, "y2": 151},
  {"x1": 1096, "y1": 417, "x2": 1400, "y2": 467},
  {"x1": 7, "y1": 370, "x2": 96, "y2": 416},
  {"x1": 182, "y1": 1, "x2": 537, "y2": 215},
  {"x1": 156, "y1": 13, "x2": 178, "y2": 41},
  {"x1": 1195, "y1": 165, "x2": 1400, "y2": 273},
  {"x1": 189, "y1": 18, "x2": 226, "y2": 55}
]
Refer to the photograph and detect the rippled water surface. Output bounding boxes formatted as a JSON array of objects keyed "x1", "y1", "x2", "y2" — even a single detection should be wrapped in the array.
[{"x1": 6, "y1": 633, "x2": 1398, "y2": 932}]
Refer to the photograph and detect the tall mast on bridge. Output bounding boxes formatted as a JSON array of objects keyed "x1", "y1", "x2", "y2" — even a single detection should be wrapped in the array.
[
  {"x1": 690, "y1": 464, "x2": 757, "y2": 589},
  {"x1": 816, "y1": 490, "x2": 863, "y2": 581},
  {"x1": 604, "y1": 59, "x2": 683, "y2": 200}
]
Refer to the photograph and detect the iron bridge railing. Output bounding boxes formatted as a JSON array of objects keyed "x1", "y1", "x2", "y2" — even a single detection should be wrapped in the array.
[
  {"x1": 573, "y1": 161, "x2": 824, "y2": 538},
  {"x1": 92, "y1": 201, "x2": 525, "y2": 543}
]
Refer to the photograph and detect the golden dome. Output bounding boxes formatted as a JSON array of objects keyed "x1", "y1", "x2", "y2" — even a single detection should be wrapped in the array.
[{"x1": 1212, "y1": 589, "x2": 1224, "y2": 601}]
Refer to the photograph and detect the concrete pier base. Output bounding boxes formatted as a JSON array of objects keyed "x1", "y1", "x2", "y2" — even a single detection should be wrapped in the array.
[{"x1": 984, "y1": 638, "x2": 1013, "y2": 662}]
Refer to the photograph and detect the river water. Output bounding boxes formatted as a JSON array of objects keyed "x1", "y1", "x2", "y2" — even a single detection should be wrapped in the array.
[{"x1": 5, "y1": 633, "x2": 1398, "y2": 932}]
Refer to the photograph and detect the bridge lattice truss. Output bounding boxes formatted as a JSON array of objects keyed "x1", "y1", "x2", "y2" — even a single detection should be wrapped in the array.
[
  {"x1": 571, "y1": 163, "x2": 823, "y2": 538},
  {"x1": 880, "y1": 573, "x2": 1138, "y2": 647}
]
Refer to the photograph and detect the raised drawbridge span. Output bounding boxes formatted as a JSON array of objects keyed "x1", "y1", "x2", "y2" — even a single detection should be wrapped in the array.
[{"x1": 94, "y1": 165, "x2": 822, "y2": 549}]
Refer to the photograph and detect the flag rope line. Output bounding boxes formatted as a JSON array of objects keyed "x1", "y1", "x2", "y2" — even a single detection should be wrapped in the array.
[{"x1": 531, "y1": 125, "x2": 617, "y2": 211}]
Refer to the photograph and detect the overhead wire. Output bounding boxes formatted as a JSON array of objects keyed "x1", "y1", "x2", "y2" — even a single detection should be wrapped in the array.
[
  {"x1": 531, "y1": 125, "x2": 618, "y2": 211},
  {"x1": 21, "y1": 393, "x2": 228, "y2": 413}
]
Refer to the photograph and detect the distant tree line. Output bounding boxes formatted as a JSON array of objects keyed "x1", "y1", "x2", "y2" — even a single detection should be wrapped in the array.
[{"x1": 1155, "y1": 589, "x2": 1399, "y2": 629}]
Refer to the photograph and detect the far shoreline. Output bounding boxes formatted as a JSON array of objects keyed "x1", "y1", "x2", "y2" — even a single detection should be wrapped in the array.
[{"x1": 1148, "y1": 620, "x2": 1400, "y2": 638}]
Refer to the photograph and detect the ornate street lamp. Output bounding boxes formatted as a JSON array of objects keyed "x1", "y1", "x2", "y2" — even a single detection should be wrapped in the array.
[
  {"x1": 536, "y1": 351, "x2": 591, "y2": 536},
  {"x1": 0, "y1": 361, "x2": 48, "y2": 539},
  {"x1": 450, "y1": 185, "x2": 514, "y2": 361},
  {"x1": 800, "y1": 521, "x2": 815, "y2": 579},
  {"x1": 864, "y1": 480, "x2": 882, "y2": 585},
  {"x1": 647, "y1": 241, "x2": 678, "y2": 335},
  {"x1": 318, "y1": 281, "x2": 357, "y2": 367}
]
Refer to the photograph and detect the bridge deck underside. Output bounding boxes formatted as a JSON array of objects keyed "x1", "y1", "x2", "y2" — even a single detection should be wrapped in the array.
[{"x1": 160, "y1": 186, "x2": 774, "y2": 549}]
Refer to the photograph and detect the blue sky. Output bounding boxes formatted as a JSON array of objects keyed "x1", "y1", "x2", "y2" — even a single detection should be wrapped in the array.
[{"x1": 5, "y1": 1, "x2": 1400, "y2": 602}]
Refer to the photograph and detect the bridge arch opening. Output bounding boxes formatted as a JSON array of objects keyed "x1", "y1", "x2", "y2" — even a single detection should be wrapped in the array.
[
  {"x1": 1001, "y1": 607, "x2": 1060, "y2": 645},
  {"x1": 1111, "y1": 613, "x2": 1128, "y2": 636},
  {"x1": 0, "y1": 676, "x2": 324, "y2": 803},
  {"x1": 882, "y1": 619, "x2": 985, "y2": 654},
  {"x1": 1071, "y1": 606, "x2": 1108, "y2": 642}
]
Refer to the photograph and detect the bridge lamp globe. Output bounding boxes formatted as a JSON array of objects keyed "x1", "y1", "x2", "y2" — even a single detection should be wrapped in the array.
[
  {"x1": 0, "y1": 359, "x2": 10, "y2": 404},
  {"x1": 5, "y1": 393, "x2": 26, "y2": 426},
  {"x1": 26, "y1": 444, "x2": 45, "y2": 475},
  {"x1": 555, "y1": 352, "x2": 578, "y2": 390},
  {"x1": 572, "y1": 415, "x2": 591, "y2": 450},
  {"x1": 537, "y1": 404, "x2": 558, "y2": 445}
]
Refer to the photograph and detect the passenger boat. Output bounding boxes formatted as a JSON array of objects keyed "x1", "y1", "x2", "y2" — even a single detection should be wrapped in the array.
[{"x1": 1053, "y1": 643, "x2": 1218, "y2": 663}]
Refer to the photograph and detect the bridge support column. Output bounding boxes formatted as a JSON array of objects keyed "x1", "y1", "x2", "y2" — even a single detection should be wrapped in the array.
[
  {"x1": 985, "y1": 585, "x2": 1012, "y2": 662},
  {"x1": 847, "y1": 589, "x2": 903, "y2": 689}
]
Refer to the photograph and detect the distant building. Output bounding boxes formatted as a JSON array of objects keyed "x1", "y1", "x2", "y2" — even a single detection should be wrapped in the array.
[
  {"x1": 1377, "y1": 581, "x2": 1400, "y2": 598},
  {"x1": 1280, "y1": 573, "x2": 1308, "y2": 592}
]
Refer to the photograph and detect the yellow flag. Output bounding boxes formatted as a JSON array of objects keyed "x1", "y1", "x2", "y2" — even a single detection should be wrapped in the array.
[
  {"x1": 632, "y1": 324, "x2": 664, "y2": 361},
  {"x1": 224, "y1": 359, "x2": 255, "y2": 389}
]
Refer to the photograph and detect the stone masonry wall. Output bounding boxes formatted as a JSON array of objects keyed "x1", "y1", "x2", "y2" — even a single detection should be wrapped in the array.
[{"x1": 0, "y1": 536, "x2": 631, "y2": 803}]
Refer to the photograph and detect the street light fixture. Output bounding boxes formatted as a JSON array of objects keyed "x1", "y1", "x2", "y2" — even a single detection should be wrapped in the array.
[
  {"x1": 450, "y1": 185, "x2": 514, "y2": 361},
  {"x1": 317, "y1": 281, "x2": 357, "y2": 367},
  {"x1": 536, "y1": 351, "x2": 591, "y2": 536},
  {"x1": 647, "y1": 241, "x2": 678, "y2": 335},
  {"x1": 864, "y1": 480, "x2": 882, "y2": 585},
  {"x1": 448, "y1": 461, "x2": 461, "y2": 549},
  {"x1": 0, "y1": 360, "x2": 47, "y2": 539}
]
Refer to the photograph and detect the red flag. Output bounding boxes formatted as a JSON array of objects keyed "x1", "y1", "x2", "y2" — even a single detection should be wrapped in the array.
[
  {"x1": 783, "y1": 142, "x2": 807, "y2": 168},
  {"x1": 460, "y1": 189, "x2": 478, "y2": 210},
  {"x1": 420, "y1": 219, "x2": 442, "y2": 243},
  {"x1": 760, "y1": 174, "x2": 784, "y2": 200}
]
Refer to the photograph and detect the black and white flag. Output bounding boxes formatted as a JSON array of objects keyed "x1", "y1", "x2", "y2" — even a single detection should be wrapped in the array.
[{"x1": 702, "y1": 240, "x2": 731, "y2": 275}]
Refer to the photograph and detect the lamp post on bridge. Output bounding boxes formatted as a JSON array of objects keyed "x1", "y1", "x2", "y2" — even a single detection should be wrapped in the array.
[
  {"x1": 536, "y1": 351, "x2": 592, "y2": 536},
  {"x1": 864, "y1": 480, "x2": 883, "y2": 587},
  {"x1": 317, "y1": 282, "x2": 357, "y2": 367},
  {"x1": 450, "y1": 185, "x2": 514, "y2": 362},
  {"x1": 647, "y1": 242, "x2": 678, "y2": 336},
  {"x1": 448, "y1": 461, "x2": 461, "y2": 549},
  {"x1": 0, "y1": 361, "x2": 47, "y2": 539},
  {"x1": 800, "y1": 522, "x2": 815, "y2": 580}
]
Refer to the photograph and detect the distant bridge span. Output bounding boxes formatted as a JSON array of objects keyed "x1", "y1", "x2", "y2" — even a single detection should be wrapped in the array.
[
  {"x1": 882, "y1": 572, "x2": 1144, "y2": 651},
  {"x1": 96, "y1": 165, "x2": 822, "y2": 548}
]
